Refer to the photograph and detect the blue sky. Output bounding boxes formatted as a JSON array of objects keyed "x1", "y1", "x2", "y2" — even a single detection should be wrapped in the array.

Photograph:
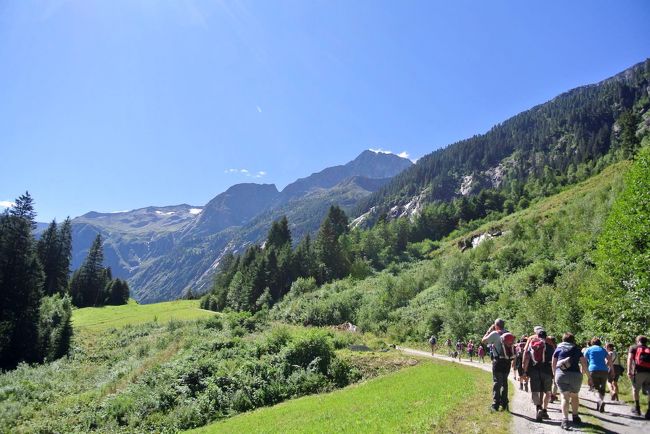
[{"x1": 1, "y1": 0, "x2": 649, "y2": 222}]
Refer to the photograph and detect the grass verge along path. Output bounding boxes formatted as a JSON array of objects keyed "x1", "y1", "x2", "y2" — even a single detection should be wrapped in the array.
[
  {"x1": 190, "y1": 358, "x2": 509, "y2": 433},
  {"x1": 72, "y1": 299, "x2": 215, "y2": 332}
]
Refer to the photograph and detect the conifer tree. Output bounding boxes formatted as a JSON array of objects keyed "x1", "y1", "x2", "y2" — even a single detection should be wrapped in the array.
[
  {"x1": 70, "y1": 234, "x2": 108, "y2": 307},
  {"x1": 37, "y1": 220, "x2": 61, "y2": 295}
]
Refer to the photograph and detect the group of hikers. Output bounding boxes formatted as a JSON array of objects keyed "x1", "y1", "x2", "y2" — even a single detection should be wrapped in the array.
[
  {"x1": 428, "y1": 336, "x2": 487, "y2": 362},
  {"x1": 429, "y1": 319, "x2": 650, "y2": 430},
  {"x1": 481, "y1": 318, "x2": 650, "y2": 430}
]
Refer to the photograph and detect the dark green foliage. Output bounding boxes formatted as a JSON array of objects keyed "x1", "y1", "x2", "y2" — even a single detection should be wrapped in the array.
[
  {"x1": 0, "y1": 193, "x2": 73, "y2": 369},
  {"x1": 587, "y1": 144, "x2": 650, "y2": 344},
  {"x1": 0, "y1": 207, "x2": 44, "y2": 369},
  {"x1": 36, "y1": 218, "x2": 72, "y2": 296},
  {"x1": 107, "y1": 278, "x2": 130, "y2": 305},
  {"x1": 70, "y1": 234, "x2": 109, "y2": 307},
  {"x1": 360, "y1": 59, "x2": 650, "y2": 218},
  {"x1": 38, "y1": 294, "x2": 73, "y2": 361}
]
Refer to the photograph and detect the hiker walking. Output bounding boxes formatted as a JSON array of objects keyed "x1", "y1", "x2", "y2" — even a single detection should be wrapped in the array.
[
  {"x1": 456, "y1": 340, "x2": 464, "y2": 361},
  {"x1": 514, "y1": 337, "x2": 529, "y2": 392},
  {"x1": 606, "y1": 343, "x2": 623, "y2": 402},
  {"x1": 523, "y1": 329, "x2": 555, "y2": 422},
  {"x1": 627, "y1": 335, "x2": 650, "y2": 419},
  {"x1": 428, "y1": 335, "x2": 437, "y2": 356},
  {"x1": 584, "y1": 337, "x2": 613, "y2": 413},
  {"x1": 482, "y1": 318, "x2": 515, "y2": 412},
  {"x1": 552, "y1": 332, "x2": 589, "y2": 430},
  {"x1": 478, "y1": 344, "x2": 486, "y2": 363},
  {"x1": 467, "y1": 340, "x2": 475, "y2": 362},
  {"x1": 446, "y1": 338, "x2": 453, "y2": 357}
]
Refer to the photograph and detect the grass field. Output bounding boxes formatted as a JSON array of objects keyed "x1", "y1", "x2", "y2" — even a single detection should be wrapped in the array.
[
  {"x1": 72, "y1": 299, "x2": 215, "y2": 331},
  {"x1": 190, "y1": 358, "x2": 510, "y2": 434}
]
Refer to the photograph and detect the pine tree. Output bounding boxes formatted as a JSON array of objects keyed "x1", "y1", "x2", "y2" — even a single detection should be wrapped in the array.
[
  {"x1": 0, "y1": 203, "x2": 44, "y2": 369},
  {"x1": 266, "y1": 216, "x2": 292, "y2": 249},
  {"x1": 37, "y1": 220, "x2": 61, "y2": 296},
  {"x1": 69, "y1": 234, "x2": 108, "y2": 307},
  {"x1": 57, "y1": 218, "x2": 73, "y2": 292}
]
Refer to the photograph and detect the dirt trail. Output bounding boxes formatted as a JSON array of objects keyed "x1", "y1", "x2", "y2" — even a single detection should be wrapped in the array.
[{"x1": 397, "y1": 347, "x2": 647, "y2": 433}]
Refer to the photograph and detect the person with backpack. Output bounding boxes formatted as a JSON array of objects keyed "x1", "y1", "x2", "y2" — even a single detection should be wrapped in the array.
[
  {"x1": 584, "y1": 337, "x2": 613, "y2": 413},
  {"x1": 606, "y1": 343, "x2": 623, "y2": 401},
  {"x1": 523, "y1": 329, "x2": 556, "y2": 422},
  {"x1": 482, "y1": 318, "x2": 515, "y2": 412},
  {"x1": 446, "y1": 338, "x2": 453, "y2": 357},
  {"x1": 456, "y1": 340, "x2": 464, "y2": 361},
  {"x1": 552, "y1": 332, "x2": 589, "y2": 430},
  {"x1": 467, "y1": 339, "x2": 475, "y2": 362},
  {"x1": 514, "y1": 337, "x2": 529, "y2": 391},
  {"x1": 627, "y1": 335, "x2": 650, "y2": 419},
  {"x1": 428, "y1": 335, "x2": 438, "y2": 355},
  {"x1": 478, "y1": 344, "x2": 486, "y2": 363}
]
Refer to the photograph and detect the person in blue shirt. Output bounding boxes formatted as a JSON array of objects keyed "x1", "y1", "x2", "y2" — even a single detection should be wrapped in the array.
[
  {"x1": 584, "y1": 337, "x2": 613, "y2": 413},
  {"x1": 552, "y1": 332, "x2": 589, "y2": 430}
]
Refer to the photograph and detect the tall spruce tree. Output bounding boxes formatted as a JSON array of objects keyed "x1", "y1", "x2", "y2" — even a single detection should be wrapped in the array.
[
  {"x1": 0, "y1": 199, "x2": 44, "y2": 369},
  {"x1": 37, "y1": 220, "x2": 62, "y2": 296},
  {"x1": 70, "y1": 234, "x2": 108, "y2": 307}
]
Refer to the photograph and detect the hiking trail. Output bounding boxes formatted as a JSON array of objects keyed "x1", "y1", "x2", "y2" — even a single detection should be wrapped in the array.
[{"x1": 397, "y1": 347, "x2": 647, "y2": 433}]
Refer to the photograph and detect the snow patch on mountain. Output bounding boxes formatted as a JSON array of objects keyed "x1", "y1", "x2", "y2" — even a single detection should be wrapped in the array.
[{"x1": 189, "y1": 208, "x2": 202, "y2": 215}]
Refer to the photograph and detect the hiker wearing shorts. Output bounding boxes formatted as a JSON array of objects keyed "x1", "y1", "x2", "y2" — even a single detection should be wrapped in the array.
[
  {"x1": 478, "y1": 344, "x2": 486, "y2": 363},
  {"x1": 428, "y1": 335, "x2": 437, "y2": 356},
  {"x1": 627, "y1": 335, "x2": 650, "y2": 419},
  {"x1": 514, "y1": 337, "x2": 529, "y2": 392},
  {"x1": 482, "y1": 318, "x2": 515, "y2": 412},
  {"x1": 524, "y1": 329, "x2": 555, "y2": 422},
  {"x1": 584, "y1": 337, "x2": 612, "y2": 413},
  {"x1": 467, "y1": 340, "x2": 475, "y2": 362},
  {"x1": 552, "y1": 332, "x2": 589, "y2": 430},
  {"x1": 606, "y1": 343, "x2": 623, "y2": 401}
]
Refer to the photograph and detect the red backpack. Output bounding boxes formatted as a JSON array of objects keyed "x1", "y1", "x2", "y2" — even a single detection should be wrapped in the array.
[
  {"x1": 500, "y1": 332, "x2": 516, "y2": 359},
  {"x1": 635, "y1": 346, "x2": 650, "y2": 369},
  {"x1": 528, "y1": 337, "x2": 546, "y2": 365}
]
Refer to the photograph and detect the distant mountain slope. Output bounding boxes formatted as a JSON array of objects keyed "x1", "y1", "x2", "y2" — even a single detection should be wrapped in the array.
[
  {"x1": 281, "y1": 150, "x2": 412, "y2": 199},
  {"x1": 359, "y1": 59, "x2": 650, "y2": 218},
  {"x1": 68, "y1": 151, "x2": 413, "y2": 303}
]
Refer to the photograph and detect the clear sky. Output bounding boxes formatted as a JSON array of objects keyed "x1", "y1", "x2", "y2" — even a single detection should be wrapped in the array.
[{"x1": 1, "y1": 0, "x2": 649, "y2": 222}]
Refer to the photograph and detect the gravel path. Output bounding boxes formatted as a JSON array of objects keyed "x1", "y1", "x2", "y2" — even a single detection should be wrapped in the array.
[{"x1": 396, "y1": 347, "x2": 647, "y2": 433}]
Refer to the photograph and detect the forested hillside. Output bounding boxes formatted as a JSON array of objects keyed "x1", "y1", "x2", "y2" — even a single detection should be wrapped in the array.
[{"x1": 358, "y1": 59, "x2": 650, "y2": 220}]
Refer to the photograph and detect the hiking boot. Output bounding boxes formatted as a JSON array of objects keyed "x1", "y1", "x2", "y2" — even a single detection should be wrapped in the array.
[
  {"x1": 632, "y1": 407, "x2": 641, "y2": 416},
  {"x1": 541, "y1": 409, "x2": 550, "y2": 419},
  {"x1": 599, "y1": 402, "x2": 606, "y2": 413},
  {"x1": 490, "y1": 404, "x2": 499, "y2": 412},
  {"x1": 501, "y1": 404, "x2": 510, "y2": 412},
  {"x1": 536, "y1": 408, "x2": 543, "y2": 422},
  {"x1": 572, "y1": 415, "x2": 582, "y2": 425},
  {"x1": 561, "y1": 420, "x2": 570, "y2": 430}
]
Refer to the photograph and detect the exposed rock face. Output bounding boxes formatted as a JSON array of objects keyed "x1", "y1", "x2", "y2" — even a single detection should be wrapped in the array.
[{"x1": 69, "y1": 150, "x2": 413, "y2": 303}]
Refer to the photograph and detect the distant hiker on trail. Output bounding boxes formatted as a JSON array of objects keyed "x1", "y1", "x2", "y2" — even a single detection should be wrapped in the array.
[
  {"x1": 467, "y1": 340, "x2": 475, "y2": 362},
  {"x1": 478, "y1": 344, "x2": 486, "y2": 363},
  {"x1": 552, "y1": 332, "x2": 589, "y2": 430},
  {"x1": 514, "y1": 337, "x2": 529, "y2": 392},
  {"x1": 482, "y1": 318, "x2": 515, "y2": 412},
  {"x1": 456, "y1": 340, "x2": 464, "y2": 361},
  {"x1": 584, "y1": 337, "x2": 613, "y2": 413},
  {"x1": 523, "y1": 329, "x2": 554, "y2": 422},
  {"x1": 428, "y1": 335, "x2": 437, "y2": 355},
  {"x1": 606, "y1": 343, "x2": 623, "y2": 402},
  {"x1": 446, "y1": 338, "x2": 453, "y2": 357},
  {"x1": 627, "y1": 335, "x2": 650, "y2": 419}
]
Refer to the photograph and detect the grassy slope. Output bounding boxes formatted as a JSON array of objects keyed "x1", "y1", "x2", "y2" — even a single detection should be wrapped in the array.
[
  {"x1": 190, "y1": 358, "x2": 509, "y2": 434},
  {"x1": 72, "y1": 299, "x2": 215, "y2": 332}
]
